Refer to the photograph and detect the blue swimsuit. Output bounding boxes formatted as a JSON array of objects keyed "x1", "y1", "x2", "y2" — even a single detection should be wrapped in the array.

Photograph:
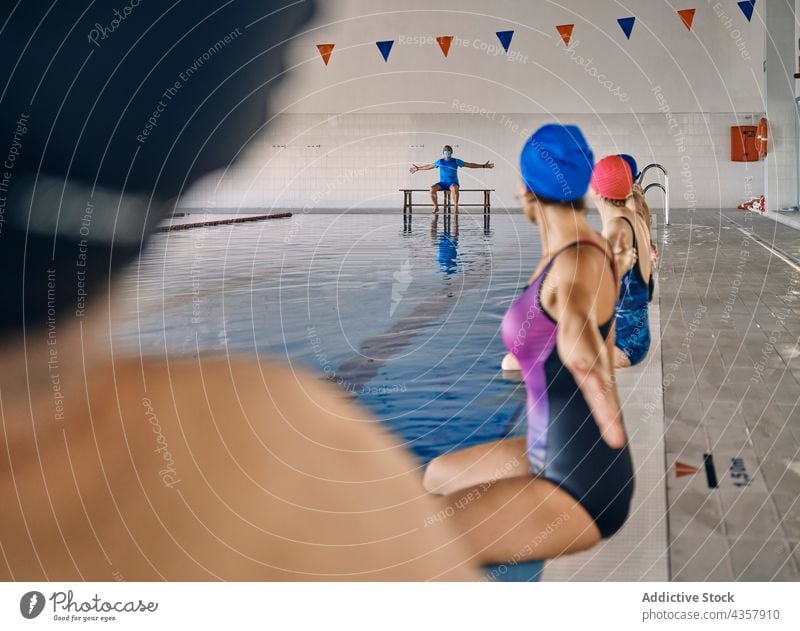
[{"x1": 614, "y1": 216, "x2": 651, "y2": 366}]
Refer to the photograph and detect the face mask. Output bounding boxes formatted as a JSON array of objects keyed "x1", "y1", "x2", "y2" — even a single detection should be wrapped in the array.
[{"x1": 443, "y1": 150, "x2": 452, "y2": 159}]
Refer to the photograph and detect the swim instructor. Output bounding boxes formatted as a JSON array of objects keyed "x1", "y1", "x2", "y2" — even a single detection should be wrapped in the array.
[{"x1": 410, "y1": 145, "x2": 494, "y2": 213}]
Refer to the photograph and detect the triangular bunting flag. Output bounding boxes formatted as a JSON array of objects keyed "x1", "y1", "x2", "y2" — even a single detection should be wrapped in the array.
[
  {"x1": 617, "y1": 16, "x2": 636, "y2": 40},
  {"x1": 677, "y1": 8, "x2": 696, "y2": 31},
  {"x1": 436, "y1": 35, "x2": 453, "y2": 57},
  {"x1": 737, "y1": 0, "x2": 755, "y2": 22},
  {"x1": 675, "y1": 461, "x2": 701, "y2": 478},
  {"x1": 316, "y1": 43, "x2": 334, "y2": 66},
  {"x1": 496, "y1": 30, "x2": 514, "y2": 53},
  {"x1": 376, "y1": 40, "x2": 394, "y2": 62},
  {"x1": 556, "y1": 24, "x2": 574, "y2": 47}
]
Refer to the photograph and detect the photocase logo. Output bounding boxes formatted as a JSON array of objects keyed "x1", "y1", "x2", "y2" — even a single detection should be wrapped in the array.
[
  {"x1": 20, "y1": 591, "x2": 45, "y2": 619},
  {"x1": 390, "y1": 259, "x2": 413, "y2": 316}
]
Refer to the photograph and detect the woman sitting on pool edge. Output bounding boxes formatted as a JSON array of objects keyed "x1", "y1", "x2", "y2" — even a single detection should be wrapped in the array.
[
  {"x1": 424, "y1": 124, "x2": 634, "y2": 563},
  {"x1": 591, "y1": 155, "x2": 653, "y2": 368}
]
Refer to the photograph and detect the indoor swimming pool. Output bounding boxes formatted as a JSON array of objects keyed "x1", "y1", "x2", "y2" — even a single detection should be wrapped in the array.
[
  {"x1": 115, "y1": 209, "x2": 674, "y2": 582},
  {"x1": 115, "y1": 212, "x2": 569, "y2": 462},
  {"x1": 116, "y1": 211, "x2": 567, "y2": 581}
]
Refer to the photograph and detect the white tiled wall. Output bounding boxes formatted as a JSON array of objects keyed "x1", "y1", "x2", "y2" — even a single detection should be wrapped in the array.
[
  {"x1": 180, "y1": 112, "x2": 765, "y2": 211},
  {"x1": 766, "y1": 0, "x2": 799, "y2": 211}
]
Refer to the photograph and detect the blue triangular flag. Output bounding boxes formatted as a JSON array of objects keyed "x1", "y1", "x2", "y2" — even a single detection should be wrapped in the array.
[
  {"x1": 617, "y1": 16, "x2": 635, "y2": 40},
  {"x1": 737, "y1": 0, "x2": 755, "y2": 22},
  {"x1": 496, "y1": 30, "x2": 514, "y2": 53},
  {"x1": 376, "y1": 40, "x2": 394, "y2": 62}
]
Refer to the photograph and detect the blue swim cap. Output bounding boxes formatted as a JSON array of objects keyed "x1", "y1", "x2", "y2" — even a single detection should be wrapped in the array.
[
  {"x1": 617, "y1": 153, "x2": 639, "y2": 180},
  {"x1": 520, "y1": 124, "x2": 594, "y2": 202}
]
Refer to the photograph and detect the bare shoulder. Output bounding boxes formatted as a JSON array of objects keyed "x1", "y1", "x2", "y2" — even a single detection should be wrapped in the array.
[
  {"x1": 544, "y1": 240, "x2": 615, "y2": 319},
  {"x1": 549, "y1": 239, "x2": 611, "y2": 286}
]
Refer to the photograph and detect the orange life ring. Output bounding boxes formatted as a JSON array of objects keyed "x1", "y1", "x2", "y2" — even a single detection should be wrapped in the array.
[{"x1": 756, "y1": 117, "x2": 768, "y2": 158}]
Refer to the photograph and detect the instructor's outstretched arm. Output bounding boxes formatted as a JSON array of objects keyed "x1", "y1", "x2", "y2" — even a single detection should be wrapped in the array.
[
  {"x1": 461, "y1": 161, "x2": 494, "y2": 169},
  {"x1": 409, "y1": 163, "x2": 435, "y2": 173}
]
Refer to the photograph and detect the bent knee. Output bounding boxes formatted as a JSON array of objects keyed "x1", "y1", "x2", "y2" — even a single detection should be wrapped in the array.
[
  {"x1": 423, "y1": 456, "x2": 452, "y2": 495},
  {"x1": 501, "y1": 352, "x2": 520, "y2": 371}
]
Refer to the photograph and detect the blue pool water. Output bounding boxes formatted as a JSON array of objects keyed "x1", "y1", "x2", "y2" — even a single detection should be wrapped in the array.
[{"x1": 116, "y1": 211, "x2": 596, "y2": 580}]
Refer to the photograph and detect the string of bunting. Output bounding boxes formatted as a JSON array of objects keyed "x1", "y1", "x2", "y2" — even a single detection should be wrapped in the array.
[{"x1": 315, "y1": 2, "x2": 757, "y2": 65}]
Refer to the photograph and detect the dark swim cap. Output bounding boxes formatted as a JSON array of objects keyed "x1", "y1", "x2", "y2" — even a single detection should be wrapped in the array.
[
  {"x1": 617, "y1": 154, "x2": 639, "y2": 181},
  {"x1": 519, "y1": 124, "x2": 594, "y2": 202}
]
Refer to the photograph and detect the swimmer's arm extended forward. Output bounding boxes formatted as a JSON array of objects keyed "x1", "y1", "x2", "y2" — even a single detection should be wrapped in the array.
[
  {"x1": 409, "y1": 163, "x2": 435, "y2": 173},
  {"x1": 549, "y1": 253, "x2": 627, "y2": 449}
]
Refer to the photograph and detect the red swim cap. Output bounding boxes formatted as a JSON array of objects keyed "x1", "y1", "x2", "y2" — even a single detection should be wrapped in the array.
[{"x1": 590, "y1": 155, "x2": 633, "y2": 200}]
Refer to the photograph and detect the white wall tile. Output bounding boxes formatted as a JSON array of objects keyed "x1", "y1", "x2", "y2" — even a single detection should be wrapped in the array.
[{"x1": 180, "y1": 112, "x2": 766, "y2": 210}]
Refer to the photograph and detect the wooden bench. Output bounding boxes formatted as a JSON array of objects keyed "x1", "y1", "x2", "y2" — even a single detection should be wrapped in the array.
[{"x1": 399, "y1": 188, "x2": 494, "y2": 215}]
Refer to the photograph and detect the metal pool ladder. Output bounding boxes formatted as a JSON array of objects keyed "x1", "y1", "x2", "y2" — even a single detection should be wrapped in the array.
[{"x1": 637, "y1": 163, "x2": 670, "y2": 225}]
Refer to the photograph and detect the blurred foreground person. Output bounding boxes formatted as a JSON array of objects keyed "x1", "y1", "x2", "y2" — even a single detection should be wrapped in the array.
[
  {"x1": 591, "y1": 156, "x2": 653, "y2": 368},
  {"x1": 0, "y1": 1, "x2": 478, "y2": 581}
]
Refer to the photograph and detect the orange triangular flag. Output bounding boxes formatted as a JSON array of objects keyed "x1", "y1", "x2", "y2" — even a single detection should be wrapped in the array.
[
  {"x1": 675, "y1": 461, "x2": 701, "y2": 477},
  {"x1": 436, "y1": 36, "x2": 453, "y2": 57},
  {"x1": 316, "y1": 43, "x2": 334, "y2": 65},
  {"x1": 556, "y1": 24, "x2": 574, "y2": 47},
  {"x1": 677, "y1": 9, "x2": 696, "y2": 31}
]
